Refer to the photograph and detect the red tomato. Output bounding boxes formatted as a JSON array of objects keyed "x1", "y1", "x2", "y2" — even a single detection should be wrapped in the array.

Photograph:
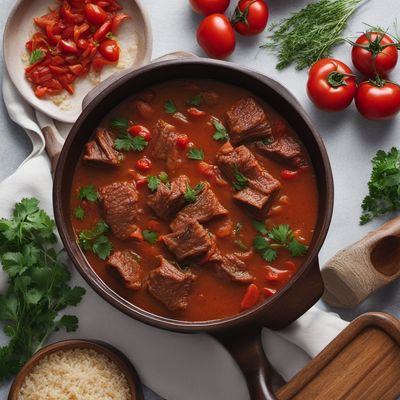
[
  {"x1": 60, "y1": 39, "x2": 78, "y2": 53},
  {"x1": 232, "y1": 0, "x2": 269, "y2": 36},
  {"x1": 355, "y1": 80, "x2": 400, "y2": 120},
  {"x1": 351, "y1": 32, "x2": 398, "y2": 78},
  {"x1": 111, "y1": 13, "x2": 130, "y2": 33},
  {"x1": 135, "y1": 178, "x2": 148, "y2": 189},
  {"x1": 240, "y1": 283, "x2": 260, "y2": 310},
  {"x1": 263, "y1": 287, "x2": 276, "y2": 298},
  {"x1": 84, "y1": 4, "x2": 108, "y2": 25},
  {"x1": 135, "y1": 158, "x2": 152, "y2": 172},
  {"x1": 176, "y1": 135, "x2": 189, "y2": 150},
  {"x1": 99, "y1": 39, "x2": 120, "y2": 62},
  {"x1": 307, "y1": 58, "x2": 357, "y2": 111},
  {"x1": 93, "y1": 19, "x2": 112, "y2": 41},
  {"x1": 189, "y1": 0, "x2": 230, "y2": 16},
  {"x1": 196, "y1": 14, "x2": 236, "y2": 59},
  {"x1": 128, "y1": 125, "x2": 152, "y2": 141}
]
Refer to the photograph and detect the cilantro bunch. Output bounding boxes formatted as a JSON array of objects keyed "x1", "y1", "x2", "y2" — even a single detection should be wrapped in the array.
[{"x1": 0, "y1": 198, "x2": 85, "y2": 380}]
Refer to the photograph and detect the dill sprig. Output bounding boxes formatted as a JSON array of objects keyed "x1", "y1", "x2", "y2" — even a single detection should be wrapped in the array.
[{"x1": 261, "y1": 0, "x2": 365, "y2": 70}]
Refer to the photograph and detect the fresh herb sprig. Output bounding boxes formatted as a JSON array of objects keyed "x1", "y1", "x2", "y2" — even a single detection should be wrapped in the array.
[
  {"x1": 0, "y1": 198, "x2": 85, "y2": 380},
  {"x1": 184, "y1": 182, "x2": 205, "y2": 203},
  {"x1": 147, "y1": 172, "x2": 169, "y2": 192},
  {"x1": 143, "y1": 230, "x2": 158, "y2": 244},
  {"x1": 212, "y1": 118, "x2": 229, "y2": 142},
  {"x1": 29, "y1": 49, "x2": 45, "y2": 65},
  {"x1": 188, "y1": 148, "x2": 204, "y2": 161},
  {"x1": 232, "y1": 170, "x2": 248, "y2": 191},
  {"x1": 261, "y1": 0, "x2": 364, "y2": 70},
  {"x1": 252, "y1": 222, "x2": 307, "y2": 262},
  {"x1": 187, "y1": 94, "x2": 203, "y2": 107},
  {"x1": 110, "y1": 117, "x2": 147, "y2": 152},
  {"x1": 360, "y1": 147, "x2": 400, "y2": 224},
  {"x1": 78, "y1": 221, "x2": 113, "y2": 260}
]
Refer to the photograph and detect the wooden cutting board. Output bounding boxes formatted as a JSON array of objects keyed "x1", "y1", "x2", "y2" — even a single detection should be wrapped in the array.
[{"x1": 277, "y1": 312, "x2": 400, "y2": 400}]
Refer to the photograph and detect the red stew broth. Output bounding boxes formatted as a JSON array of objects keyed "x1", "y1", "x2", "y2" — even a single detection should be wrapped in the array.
[{"x1": 70, "y1": 79, "x2": 318, "y2": 322}]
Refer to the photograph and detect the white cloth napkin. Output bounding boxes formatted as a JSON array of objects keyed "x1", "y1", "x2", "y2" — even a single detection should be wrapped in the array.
[{"x1": 0, "y1": 71, "x2": 348, "y2": 400}]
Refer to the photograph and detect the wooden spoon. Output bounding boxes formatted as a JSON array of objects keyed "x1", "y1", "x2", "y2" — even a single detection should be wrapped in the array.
[{"x1": 322, "y1": 217, "x2": 400, "y2": 308}]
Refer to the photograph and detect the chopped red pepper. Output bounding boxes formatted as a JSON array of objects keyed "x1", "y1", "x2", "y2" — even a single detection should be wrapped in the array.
[
  {"x1": 263, "y1": 288, "x2": 277, "y2": 298},
  {"x1": 187, "y1": 107, "x2": 206, "y2": 117},
  {"x1": 128, "y1": 125, "x2": 152, "y2": 142},
  {"x1": 240, "y1": 284, "x2": 260, "y2": 310},
  {"x1": 281, "y1": 169, "x2": 299, "y2": 180},
  {"x1": 176, "y1": 135, "x2": 189, "y2": 150},
  {"x1": 135, "y1": 158, "x2": 152, "y2": 172},
  {"x1": 135, "y1": 178, "x2": 148, "y2": 189}
]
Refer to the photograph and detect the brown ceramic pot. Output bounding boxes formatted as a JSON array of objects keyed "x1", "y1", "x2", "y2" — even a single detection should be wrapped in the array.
[{"x1": 53, "y1": 59, "x2": 334, "y2": 400}]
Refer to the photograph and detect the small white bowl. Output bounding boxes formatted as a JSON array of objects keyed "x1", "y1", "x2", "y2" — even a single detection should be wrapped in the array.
[{"x1": 3, "y1": 0, "x2": 152, "y2": 124}]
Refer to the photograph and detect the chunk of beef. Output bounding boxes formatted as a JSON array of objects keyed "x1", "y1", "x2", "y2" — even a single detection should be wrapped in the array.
[
  {"x1": 147, "y1": 175, "x2": 189, "y2": 220},
  {"x1": 146, "y1": 256, "x2": 196, "y2": 311},
  {"x1": 107, "y1": 250, "x2": 142, "y2": 290},
  {"x1": 83, "y1": 129, "x2": 123, "y2": 167},
  {"x1": 162, "y1": 220, "x2": 215, "y2": 261},
  {"x1": 225, "y1": 97, "x2": 272, "y2": 145},
  {"x1": 170, "y1": 184, "x2": 228, "y2": 231},
  {"x1": 216, "y1": 143, "x2": 280, "y2": 217},
  {"x1": 219, "y1": 254, "x2": 254, "y2": 283},
  {"x1": 99, "y1": 181, "x2": 139, "y2": 240},
  {"x1": 256, "y1": 135, "x2": 304, "y2": 168},
  {"x1": 147, "y1": 120, "x2": 179, "y2": 170}
]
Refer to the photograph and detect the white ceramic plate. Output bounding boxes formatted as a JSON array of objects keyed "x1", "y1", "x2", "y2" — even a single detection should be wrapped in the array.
[{"x1": 3, "y1": 0, "x2": 152, "y2": 124}]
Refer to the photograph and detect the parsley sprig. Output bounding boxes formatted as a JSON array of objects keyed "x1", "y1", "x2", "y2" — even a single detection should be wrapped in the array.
[
  {"x1": 29, "y1": 49, "x2": 45, "y2": 65},
  {"x1": 147, "y1": 172, "x2": 169, "y2": 192},
  {"x1": 78, "y1": 185, "x2": 98, "y2": 202},
  {"x1": 164, "y1": 99, "x2": 177, "y2": 114},
  {"x1": 143, "y1": 230, "x2": 158, "y2": 245},
  {"x1": 0, "y1": 198, "x2": 85, "y2": 380},
  {"x1": 78, "y1": 221, "x2": 113, "y2": 260},
  {"x1": 187, "y1": 94, "x2": 203, "y2": 107},
  {"x1": 252, "y1": 222, "x2": 308, "y2": 262},
  {"x1": 212, "y1": 118, "x2": 229, "y2": 142},
  {"x1": 232, "y1": 170, "x2": 248, "y2": 191},
  {"x1": 187, "y1": 148, "x2": 204, "y2": 161},
  {"x1": 109, "y1": 116, "x2": 147, "y2": 152},
  {"x1": 360, "y1": 147, "x2": 400, "y2": 224},
  {"x1": 184, "y1": 182, "x2": 205, "y2": 203}
]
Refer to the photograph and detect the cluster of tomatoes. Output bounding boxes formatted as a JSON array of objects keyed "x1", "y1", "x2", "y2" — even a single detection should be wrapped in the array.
[
  {"x1": 190, "y1": 0, "x2": 269, "y2": 59},
  {"x1": 25, "y1": 0, "x2": 129, "y2": 98},
  {"x1": 307, "y1": 30, "x2": 400, "y2": 120}
]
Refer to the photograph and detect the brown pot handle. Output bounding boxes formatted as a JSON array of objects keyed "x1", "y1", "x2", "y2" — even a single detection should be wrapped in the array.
[{"x1": 214, "y1": 328, "x2": 276, "y2": 400}]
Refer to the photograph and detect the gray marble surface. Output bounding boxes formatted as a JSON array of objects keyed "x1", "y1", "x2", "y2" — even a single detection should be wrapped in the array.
[{"x1": 1, "y1": 0, "x2": 400, "y2": 399}]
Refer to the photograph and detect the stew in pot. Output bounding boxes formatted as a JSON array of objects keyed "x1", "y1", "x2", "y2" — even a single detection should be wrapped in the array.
[{"x1": 70, "y1": 79, "x2": 318, "y2": 321}]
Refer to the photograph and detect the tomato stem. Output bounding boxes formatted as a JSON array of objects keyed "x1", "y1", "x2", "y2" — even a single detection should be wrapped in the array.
[
  {"x1": 231, "y1": 0, "x2": 256, "y2": 26},
  {"x1": 327, "y1": 71, "x2": 354, "y2": 88}
]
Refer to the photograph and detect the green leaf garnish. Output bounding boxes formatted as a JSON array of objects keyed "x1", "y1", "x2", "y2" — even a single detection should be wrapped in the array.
[
  {"x1": 78, "y1": 185, "x2": 98, "y2": 202},
  {"x1": 143, "y1": 230, "x2": 158, "y2": 245},
  {"x1": 187, "y1": 148, "x2": 204, "y2": 161},
  {"x1": 78, "y1": 221, "x2": 112, "y2": 259},
  {"x1": 158, "y1": 171, "x2": 169, "y2": 183},
  {"x1": 253, "y1": 235, "x2": 278, "y2": 262},
  {"x1": 232, "y1": 170, "x2": 248, "y2": 191},
  {"x1": 212, "y1": 118, "x2": 229, "y2": 142},
  {"x1": 29, "y1": 49, "x2": 45, "y2": 65},
  {"x1": 164, "y1": 99, "x2": 177, "y2": 114},
  {"x1": 92, "y1": 235, "x2": 113, "y2": 260},
  {"x1": 74, "y1": 206, "x2": 85, "y2": 220},
  {"x1": 114, "y1": 133, "x2": 147, "y2": 152},
  {"x1": 184, "y1": 182, "x2": 205, "y2": 203},
  {"x1": 252, "y1": 220, "x2": 268, "y2": 235},
  {"x1": 187, "y1": 94, "x2": 203, "y2": 107},
  {"x1": 110, "y1": 116, "x2": 129, "y2": 132},
  {"x1": 147, "y1": 172, "x2": 170, "y2": 192}
]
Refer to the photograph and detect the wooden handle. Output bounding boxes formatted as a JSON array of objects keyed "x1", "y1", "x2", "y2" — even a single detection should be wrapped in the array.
[
  {"x1": 214, "y1": 328, "x2": 276, "y2": 400},
  {"x1": 322, "y1": 217, "x2": 400, "y2": 308},
  {"x1": 42, "y1": 126, "x2": 63, "y2": 176}
]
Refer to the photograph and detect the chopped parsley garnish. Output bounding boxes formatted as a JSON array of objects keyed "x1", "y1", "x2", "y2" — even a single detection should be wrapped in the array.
[
  {"x1": 187, "y1": 148, "x2": 204, "y2": 160},
  {"x1": 78, "y1": 221, "x2": 112, "y2": 260},
  {"x1": 187, "y1": 94, "x2": 203, "y2": 107},
  {"x1": 29, "y1": 49, "x2": 45, "y2": 65},
  {"x1": 234, "y1": 239, "x2": 248, "y2": 251},
  {"x1": 253, "y1": 224, "x2": 307, "y2": 262},
  {"x1": 252, "y1": 220, "x2": 269, "y2": 235},
  {"x1": 143, "y1": 230, "x2": 159, "y2": 245},
  {"x1": 164, "y1": 99, "x2": 177, "y2": 114},
  {"x1": 232, "y1": 170, "x2": 248, "y2": 191},
  {"x1": 184, "y1": 182, "x2": 205, "y2": 203},
  {"x1": 0, "y1": 198, "x2": 85, "y2": 379},
  {"x1": 114, "y1": 134, "x2": 147, "y2": 152},
  {"x1": 212, "y1": 118, "x2": 229, "y2": 142},
  {"x1": 78, "y1": 185, "x2": 98, "y2": 202},
  {"x1": 109, "y1": 116, "x2": 129, "y2": 132},
  {"x1": 105, "y1": 32, "x2": 114, "y2": 39},
  {"x1": 360, "y1": 147, "x2": 400, "y2": 224},
  {"x1": 147, "y1": 172, "x2": 170, "y2": 192},
  {"x1": 74, "y1": 206, "x2": 85, "y2": 220}
]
